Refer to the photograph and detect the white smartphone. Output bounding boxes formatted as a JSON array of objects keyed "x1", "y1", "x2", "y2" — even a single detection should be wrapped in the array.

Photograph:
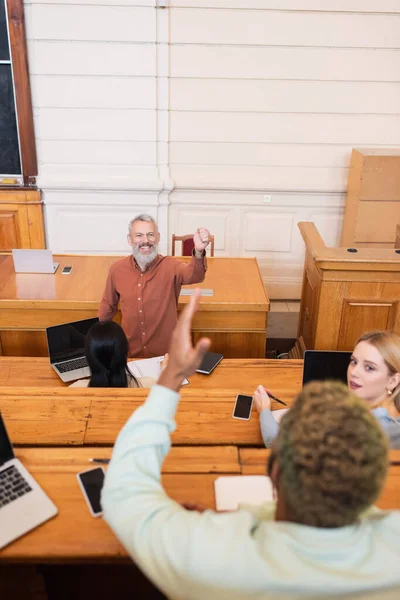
[
  {"x1": 76, "y1": 467, "x2": 105, "y2": 517},
  {"x1": 62, "y1": 266, "x2": 72, "y2": 275},
  {"x1": 232, "y1": 394, "x2": 253, "y2": 420}
]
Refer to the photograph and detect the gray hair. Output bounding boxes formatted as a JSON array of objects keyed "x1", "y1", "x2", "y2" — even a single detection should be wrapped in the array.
[{"x1": 128, "y1": 214, "x2": 158, "y2": 235}]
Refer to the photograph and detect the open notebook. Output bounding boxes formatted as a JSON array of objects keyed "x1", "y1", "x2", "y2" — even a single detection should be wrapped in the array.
[
  {"x1": 128, "y1": 356, "x2": 188, "y2": 385},
  {"x1": 214, "y1": 476, "x2": 274, "y2": 511}
]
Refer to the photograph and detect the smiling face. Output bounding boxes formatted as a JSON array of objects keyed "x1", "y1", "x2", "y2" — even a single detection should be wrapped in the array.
[
  {"x1": 128, "y1": 219, "x2": 160, "y2": 270},
  {"x1": 347, "y1": 340, "x2": 399, "y2": 406}
]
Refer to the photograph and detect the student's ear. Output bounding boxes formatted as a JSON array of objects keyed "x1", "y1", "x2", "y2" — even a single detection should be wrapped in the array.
[{"x1": 389, "y1": 371, "x2": 400, "y2": 394}]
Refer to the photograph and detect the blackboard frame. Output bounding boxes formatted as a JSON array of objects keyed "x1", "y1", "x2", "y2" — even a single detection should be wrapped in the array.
[{"x1": 4, "y1": 0, "x2": 37, "y2": 185}]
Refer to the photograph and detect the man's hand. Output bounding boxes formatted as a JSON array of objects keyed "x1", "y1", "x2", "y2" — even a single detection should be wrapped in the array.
[
  {"x1": 253, "y1": 385, "x2": 271, "y2": 413},
  {"x1": 158, "y1": 289, "x2": 211, "y2": 391},
  {"x1": 193, "y1": 227, "x2": 211, "y2": 256}
]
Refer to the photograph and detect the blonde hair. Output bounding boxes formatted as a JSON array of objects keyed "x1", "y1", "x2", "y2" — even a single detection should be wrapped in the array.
[
  {"x1": 275, "y1": 381, "x2": 388, "y2": 528},
  {"x1": 356, "y1": 331, "x2": 400, "y2": 412}
]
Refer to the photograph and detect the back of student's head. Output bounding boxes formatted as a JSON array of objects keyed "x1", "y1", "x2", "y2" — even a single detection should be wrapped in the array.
[
  {"x1": 85, "y1": 321, "x2": 129, "y2": 388},
  {"x1": 274, "y1": 380, "x2": 388, "y2": 528}
]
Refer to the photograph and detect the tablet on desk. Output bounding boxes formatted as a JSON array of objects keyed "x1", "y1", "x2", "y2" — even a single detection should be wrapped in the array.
[{"x1": 196, "y1": 352, "x2": 223, "y2": 375}]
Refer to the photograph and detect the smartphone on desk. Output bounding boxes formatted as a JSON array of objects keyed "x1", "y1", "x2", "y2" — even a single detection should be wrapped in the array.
[
  {"x1": 77, "y1": 467, "x2": 105, "y2": 517},
  {"x1": 62, "y1": 266, "x2": 72, "y2": 275},
  {"x1": 232, "y1": 394, "x2": 253, "y2": 421}
]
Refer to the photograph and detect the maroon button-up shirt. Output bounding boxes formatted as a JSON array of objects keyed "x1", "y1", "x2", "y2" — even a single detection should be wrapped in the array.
[{"x1": 98, "y1": 253, "x2": 207, "y2": 357}]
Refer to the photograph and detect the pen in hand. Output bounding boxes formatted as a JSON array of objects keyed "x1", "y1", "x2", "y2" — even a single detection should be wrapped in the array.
[{"x1": 265, "y1": 389, "x2": 287, "y2": 407}]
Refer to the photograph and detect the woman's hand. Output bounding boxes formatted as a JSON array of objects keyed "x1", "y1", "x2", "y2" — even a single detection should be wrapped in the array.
[{"x1": 253, "y1": 385, "x2": 271, "y2": 413}]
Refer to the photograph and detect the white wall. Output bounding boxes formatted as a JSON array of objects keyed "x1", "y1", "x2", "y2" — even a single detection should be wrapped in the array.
[{"x1": 24, "y1": 0, "x2": 400, "y2": 295}]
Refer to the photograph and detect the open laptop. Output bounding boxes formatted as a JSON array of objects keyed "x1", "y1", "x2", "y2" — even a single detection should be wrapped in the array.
[
  {"x1": 12, "y1": 249, "x2": 59, "y2": 274},
  {"x1": 0, "y1": 412, "x2": 58, "y2": 550},
  {"x1": 302, "y1": 350, "x2": 352, "y2": 387},
  {"x1": 46, "y1": 317, "x2": 99, "y2": 383}
]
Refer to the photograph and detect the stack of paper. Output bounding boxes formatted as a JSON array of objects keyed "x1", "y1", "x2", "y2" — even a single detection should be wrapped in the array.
[{"x1": 214, "y1": 476, "x2": 274, "y2": 511}]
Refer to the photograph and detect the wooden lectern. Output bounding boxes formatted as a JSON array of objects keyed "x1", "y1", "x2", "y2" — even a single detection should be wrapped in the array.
[{"x1": 297, "y1": 222, "x2": 400, "y2": 351}]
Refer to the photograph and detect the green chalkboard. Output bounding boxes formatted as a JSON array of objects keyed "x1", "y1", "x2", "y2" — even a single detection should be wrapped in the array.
[{"x1": 0, "y1": 64, "x2": 21, "y2": 175}]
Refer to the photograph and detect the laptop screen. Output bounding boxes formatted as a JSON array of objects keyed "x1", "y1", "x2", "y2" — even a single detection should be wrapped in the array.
[
  {"x1": 302, "y1": 350, "x2": 352, "y2": 387},
  {"x1": 46, "y1": 318, "x2": 99, "y2": 364},
  {"x1": 0, "y1": 413, "x2": 15, "y2": 466}
]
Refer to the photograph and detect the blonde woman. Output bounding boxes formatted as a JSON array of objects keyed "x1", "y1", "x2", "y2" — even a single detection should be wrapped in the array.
[{"x1": 255, "y1": 330, "x2": 400, "y2": 448}]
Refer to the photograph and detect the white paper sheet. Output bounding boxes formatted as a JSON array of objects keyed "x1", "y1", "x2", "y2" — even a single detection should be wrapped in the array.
[{"x1": 214, "y1": 476, "x2": 274, "y2": 511}]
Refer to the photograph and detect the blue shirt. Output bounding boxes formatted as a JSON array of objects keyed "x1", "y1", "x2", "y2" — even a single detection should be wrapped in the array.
[{"x1": 102, "y1": 385, "x2": 400, "y2": 600}]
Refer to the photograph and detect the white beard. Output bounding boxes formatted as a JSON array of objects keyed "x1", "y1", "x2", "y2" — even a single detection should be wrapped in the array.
[{"x1": 132, "y1": 244, "x2": 158, "y2": 271}]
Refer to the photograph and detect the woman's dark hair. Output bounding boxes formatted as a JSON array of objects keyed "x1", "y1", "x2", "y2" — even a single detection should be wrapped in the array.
[{"x1": 85, "y1": 321, "x2": 138, "y2": 388}]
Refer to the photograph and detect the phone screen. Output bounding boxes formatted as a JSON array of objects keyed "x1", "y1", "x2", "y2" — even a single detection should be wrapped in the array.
[
  {"x1": 77, "y1": 467, "x2": 105, "y2": 515},
  {"x1": 62, "y1": 266, "x2": 72, "y2": 274},
  {"x1": 233, "y1": 395, "x2": 253, "y2": 420}
]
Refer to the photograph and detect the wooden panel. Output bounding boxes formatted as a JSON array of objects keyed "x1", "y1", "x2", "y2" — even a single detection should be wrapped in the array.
[
  {"x1": 360, "y1": 156, "x2": 400, "y2": 201},
  {"x1": 86, "y1": 389, "x2": 295, "y2": 446},
  {"x1": 192, "y1": 331, "x2": 266, "y2": 358},
  {"x1": 16, "y1": 446, "x2": 240, "y2": 475},
  {"x1": 26, "y1": 203, "x2": 45, "y2": 248},
  {"x1": 354, "y1": 202, "x2": 400, "y2": 244},
  {"x1": 239, "y1": 448, "x2": 400, "y2": 510},
  {"x1": 0, "y1": 330, "x2": 48, "y2": 356},
  {"x1": 0, "y1": 211, "x2": 19, "y2": 249},
  {"x1": 0, "y1": 388, "x2": 91, "y2": 445},
  {"x1": 338, "y1": 301, "x2": 397, "y2": 350},
  {"x1": 0, "y1": 191, "x2": 44, "y2": 251},
  {"x1": 341, "y1": 150, "x2": 400, "y2": 246}
]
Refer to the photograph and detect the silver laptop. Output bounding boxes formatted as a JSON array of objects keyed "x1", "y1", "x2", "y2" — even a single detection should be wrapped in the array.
[
  {"x1": 302, "y1": 350, "x2": 352, "y2": 387},
  {"x1": 0, "y1": 412, "x2": 58, "y2": 550},
  {"x1": 46, "y1": 317, "x2": 99, "y2": 383},
  {"x1": 12, "y1": 249, "x2": 59, "y2": 274}
]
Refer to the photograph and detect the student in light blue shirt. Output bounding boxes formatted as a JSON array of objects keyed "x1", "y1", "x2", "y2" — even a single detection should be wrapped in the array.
[
  {"x1": 102, "y1": 294, "x2": 400, "y2": 600},
  {"x1": 256, "y1": 330, "x2": 400, "y2": 449}
]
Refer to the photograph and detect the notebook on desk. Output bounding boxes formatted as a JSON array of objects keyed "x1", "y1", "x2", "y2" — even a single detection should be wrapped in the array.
[
  {"x1": 0, "y1": 412, "x2": 58, "y2": 550},
  {"x1": 214, "y1": 476, "x2": 273, "y2": 511}
]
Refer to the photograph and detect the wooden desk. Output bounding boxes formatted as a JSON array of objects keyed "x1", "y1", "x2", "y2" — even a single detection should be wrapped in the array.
[
  {"x1": 1, "y1": 447, "x2": 399, "y2": 562},
  {"x1": 297, "y1": 222, "x2": 400, "y2": 350},
  {"x1": 0, "y1": 356, "x2": 303, "y2": 391},
  {"x1": 0, "y1": 446, "x2": 238, "y2": 561},
  {"x1": 0, "y1": 255, "x2": 269, "y2": 358}
]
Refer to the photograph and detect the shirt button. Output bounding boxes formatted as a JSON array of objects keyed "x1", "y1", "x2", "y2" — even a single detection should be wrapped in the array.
[
  {"x1": 138, "y1": 297, "x2": 141, "y2": 300},
  {"x1": 138, "y1": 284, "x2": 141, "y2": 287},
  {"x1": 141, "y1": 322, "x2": 143, "y2": 325},
  {"x1": 142, "y1": 332, "x2": 145, "y2": 335},
  {"x1": 139, "y1": 310, "x2": 142, "y2": 313}
]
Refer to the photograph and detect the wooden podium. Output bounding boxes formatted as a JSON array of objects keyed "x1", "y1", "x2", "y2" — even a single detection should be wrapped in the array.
[{"x1": 297, "y1": 222, "x2": 400, "y2": 351}]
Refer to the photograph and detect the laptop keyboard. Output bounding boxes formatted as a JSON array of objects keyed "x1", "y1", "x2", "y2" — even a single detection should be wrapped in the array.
[
  {"x1": 0, "y1": 465, "x2": 32, "y2": 508},
  {"x1": 55, "y1": 357, "x2": 88, "y2": 373}
]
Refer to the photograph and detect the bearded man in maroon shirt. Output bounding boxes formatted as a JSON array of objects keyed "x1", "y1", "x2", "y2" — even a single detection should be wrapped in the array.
[{"x1": 98, "y1": 214, "x2": 211, "y2": 357}]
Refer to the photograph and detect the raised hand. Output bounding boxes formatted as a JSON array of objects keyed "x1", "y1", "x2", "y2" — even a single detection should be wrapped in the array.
[
  {"x1": 158, "y1": 289, "x2": 211, "y2": 391},
  {"x1": 193, "y1": 227, "x2": 211, "y2": 253}
]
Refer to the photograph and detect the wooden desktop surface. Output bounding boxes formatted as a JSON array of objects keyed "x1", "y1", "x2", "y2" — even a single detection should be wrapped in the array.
[
  {"x1": 0, "y1": 357, "x2": 302, "y2": 391},
  {"x1": 0, "y1": 255, "x2": 269, "y2": 358},
  {"x1": 1, "y1": 446, "x2": 399, "y2": 561}
]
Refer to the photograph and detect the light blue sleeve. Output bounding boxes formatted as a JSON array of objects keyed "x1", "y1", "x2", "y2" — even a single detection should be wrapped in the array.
[
  {"x1": 259, "y1": 409, "x2": 279, "y2": 447},
  {"x1": 101, "y1": 384, "x2": 259, "y2": 599}
]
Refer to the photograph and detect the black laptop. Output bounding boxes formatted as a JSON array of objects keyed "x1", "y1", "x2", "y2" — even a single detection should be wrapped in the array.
[
  {"x1": 46, "y1": 317, "x2": 99, "y2": 383},
  {"x1": 302, "y1": 350, "x2": 352, "y2": 387}
]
